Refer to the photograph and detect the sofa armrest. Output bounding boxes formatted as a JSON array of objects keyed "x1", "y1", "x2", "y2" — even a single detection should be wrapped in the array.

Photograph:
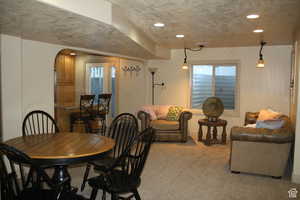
[
  {"x1": 179, "y1": 111, "x2": 193, "y2": 142},
  {"x1": 137, "y1": 111, "x2": 151, "y2": 131},
  {"x1": 230, "y1": 126, "x2": 294, "y2": 144}
]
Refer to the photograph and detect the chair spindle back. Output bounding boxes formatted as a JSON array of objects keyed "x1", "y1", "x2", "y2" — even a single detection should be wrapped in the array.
[
  {"x1": 107, "y1": 113, "x2": 139, "y2": 159},
  {"x1": 22, "y1": 110, "x2": 59, "y2": 136}
]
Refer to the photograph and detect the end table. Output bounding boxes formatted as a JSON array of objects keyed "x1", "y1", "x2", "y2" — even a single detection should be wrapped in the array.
[{"x1": 198, "y1": 118, "x2": 227, "y2": 145}]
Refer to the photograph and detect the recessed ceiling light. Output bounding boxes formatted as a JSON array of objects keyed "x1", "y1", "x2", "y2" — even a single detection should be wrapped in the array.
[
  {"x1": 70, "y1": 52, "x2": 76, "y2": 56},
  {"x1": 247, "y1": 14, "x2": 259, "y2": 19},
  {"x1": 154, "y1": 23, "x2": 165, "y2": 27},
  {"x1": 176, "y1": 34, "x2": 185, "y2": 38},
  {"x1": 253, "y1": 29, "x2": 264, "y2": 33}
]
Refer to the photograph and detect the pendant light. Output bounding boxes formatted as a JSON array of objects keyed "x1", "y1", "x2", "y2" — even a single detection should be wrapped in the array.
[
  {"x1": 257, "y1": 41, "x2": 267, "y2": 68},
  {"x1": 182, "y1": 48, "x2": 188, "y2": 69},
  {"x1": 182, "y1": 45, "x2": 205, "y2": 70}
]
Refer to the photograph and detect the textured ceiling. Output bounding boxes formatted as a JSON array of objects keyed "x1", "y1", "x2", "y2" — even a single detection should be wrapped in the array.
[
  {"x1": 0, "y1": 0, "x2": 155, "y2": 59},
  {"x1": 107, "y1": 0, "x2": 300, "y2": 48}
]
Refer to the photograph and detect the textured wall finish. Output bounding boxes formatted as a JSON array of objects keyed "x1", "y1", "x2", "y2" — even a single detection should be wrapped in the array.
[
  {"x1": 107, "y1": 0, "x2": 300, "y2": 48},
  {"x1": 0, "y1": 0, "x2": 156, "y2": 59}
]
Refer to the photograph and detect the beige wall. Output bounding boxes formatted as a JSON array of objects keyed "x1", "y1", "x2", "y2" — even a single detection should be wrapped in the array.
[
  {"x1": 118, "y1": 59, "x2": 147, "y2": 114},
  {"x1": 37, "y1": 0, "x2": 112, "y2": 24},
  {"x1": 293, "y1": 30, "x2": 300, "y2": 183},
  {"x1": 147, "y1": 46, "x2": 292, "y2": 138},
  {"x1": 1, "y1": 34, "x2": 63, "y2": 140}
]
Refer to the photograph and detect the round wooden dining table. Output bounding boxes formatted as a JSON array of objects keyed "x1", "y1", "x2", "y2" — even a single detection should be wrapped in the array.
[{"x1": 4, "y1": 132, "x2": 115, "y2": 191}]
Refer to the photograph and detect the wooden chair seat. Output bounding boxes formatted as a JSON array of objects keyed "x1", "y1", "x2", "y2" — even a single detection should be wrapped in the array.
[
  {"x1": 90, "y1": 156, "x2": 115, "y2": 172},
  {"x1": 88, "y1": 170, "x2": 141, "y2": 194}
]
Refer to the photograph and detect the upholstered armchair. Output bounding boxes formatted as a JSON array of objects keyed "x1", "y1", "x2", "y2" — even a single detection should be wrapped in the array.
[
  {"x1": 230, "y1": 112, "x2": 294, "y2": 178},
  {"x1": 137, "y1": 105, "x2": 192, "y2": 142}
]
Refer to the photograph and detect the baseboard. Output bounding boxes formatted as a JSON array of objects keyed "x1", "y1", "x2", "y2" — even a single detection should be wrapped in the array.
[{"x1": 292, "y1": 173, "x2": 300, "y2": 183}]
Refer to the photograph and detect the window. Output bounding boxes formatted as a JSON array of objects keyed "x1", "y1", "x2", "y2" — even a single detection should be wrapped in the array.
[
  {"x1": 85, "y1": 63, "x2": 117, "y2": 118},
  {"x1": 191, "y1": 63, "x2": 238, "y2": 112},
  {"x1": 89, "y1": 66, "x2": 104, "y2": 97}
]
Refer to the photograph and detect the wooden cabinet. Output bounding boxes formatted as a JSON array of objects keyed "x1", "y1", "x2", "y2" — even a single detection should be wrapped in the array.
[
  {"x1": 55, "y1": 85, "x2": 75, "y2": 106},
  {"x1": 55, "y1": 54, "x2": 75, "y2": 106},
  {"x1": 55, "y1": 54, "x2": 75, "y2": 84}
]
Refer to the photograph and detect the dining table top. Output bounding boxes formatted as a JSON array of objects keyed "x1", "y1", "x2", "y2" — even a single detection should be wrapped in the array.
[{"x1": 4, "y1": 132, "x2": 115, "y2": 160}]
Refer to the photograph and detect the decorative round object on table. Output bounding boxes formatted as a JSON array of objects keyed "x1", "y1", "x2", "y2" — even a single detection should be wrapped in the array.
[{"x1": 202, "y1": 97, "x2": 224, "y2": 122}]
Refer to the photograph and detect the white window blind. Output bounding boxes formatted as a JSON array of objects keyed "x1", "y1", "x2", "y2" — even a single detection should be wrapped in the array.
[{"x1": 191, "y1": 64, "x2": 237, "y2": 110}]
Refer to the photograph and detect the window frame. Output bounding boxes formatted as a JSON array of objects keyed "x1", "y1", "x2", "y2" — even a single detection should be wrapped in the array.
[{"x1": 188, "y1": 60, "x2": 240, "y2": 117}]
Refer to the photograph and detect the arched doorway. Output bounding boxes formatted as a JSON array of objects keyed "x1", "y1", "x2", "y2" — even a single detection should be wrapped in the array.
[{"x1": 54, "y1": 49, "x2": 119, "y2": 131}]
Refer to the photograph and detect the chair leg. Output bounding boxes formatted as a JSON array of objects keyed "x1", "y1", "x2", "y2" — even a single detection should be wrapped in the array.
[
  {"x1": 132, "y1": 189, "x2": 141, "y2": 200},
  {"x1": 70, "y1": 117, "x2": 74, "y2": 132},
  {"x1": 80, "y1": 164, "x2": 91, "y2": 191},
  {"x1": 102, "y1": 190, "x2": 107, "y2": 200},
  {"x1": 111, "y1": 193, "x2": 118, "y2": 200},
  {"x1": 90, "y1": 188, "x2": 99, "y2": 200}
]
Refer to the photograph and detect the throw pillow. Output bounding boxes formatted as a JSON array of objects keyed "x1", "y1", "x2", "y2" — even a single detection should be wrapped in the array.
[
  {"x1": 166, "y1": 106, "x2": 183, "y2": 121},
  {"x1": 155, "y1": 105, "x2": 171, "y2": 119},
  {"x1": 257, "y1": 109, "x2": 281, "y2": 121},
  {"x1": 140, "y1": 106, "x2": 157, "y2": 120},
  {"x1": 256, "y1": 119, "x2": 284, "y2": 130}
]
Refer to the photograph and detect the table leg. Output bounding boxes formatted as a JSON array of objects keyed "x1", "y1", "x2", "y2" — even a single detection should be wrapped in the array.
[
  {"x1": 222, "y1": 125, "x2": 227, "y2": 144},
  {"x1": 213, "y1": 126, "x2": 217, "y2": 139},
  {"x1": 52, "y1": 166, "x2": 71, "y2": 191},
  {"x1": 198, "y1": 125, "x2": 203, "y2": 141},
  {"x1": 205, "y1": 126, "x2": 211, "y2": 146},
  {"x1": 212, "y1": 126, "x2": 218, "y2": 144}
]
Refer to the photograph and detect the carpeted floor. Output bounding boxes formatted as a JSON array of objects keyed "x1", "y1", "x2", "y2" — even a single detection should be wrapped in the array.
[{"x1": 69, "y1": 137, "x2": 300, "y2": 200}]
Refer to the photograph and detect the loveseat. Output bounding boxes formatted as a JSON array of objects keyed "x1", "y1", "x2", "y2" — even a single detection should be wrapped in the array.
[
  {"x1": 137, "y1": 105, "x2": 192, "y2": 142},
  {"x1": 230, "y1": 111, "x2": 294, "y2": 178}
]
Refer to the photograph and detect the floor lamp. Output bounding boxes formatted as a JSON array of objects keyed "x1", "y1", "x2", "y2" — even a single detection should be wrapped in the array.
[{"x1": 148, "y1": 67, "x2": 164, "y2": 105}]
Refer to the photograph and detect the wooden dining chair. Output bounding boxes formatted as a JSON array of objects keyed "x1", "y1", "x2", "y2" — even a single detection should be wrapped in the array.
[
  {"x1": 22, "y1": 110, "x2": 59, "y2": 136},
  {"x1": 0, "y1": 143, "x2": 87, "y2": 200},
  {"x1": 70, "y1": 95, "x2": 95, "y2": 132},
  {"x1": 87, "y1": 127, "x2": 155, "y2": 200},
  {"x1": 81, "y1": 113, "x2": 138, "y2": 191},
  {"x1": 89, "y1": 93, "x2": 112, "y2": 134}
]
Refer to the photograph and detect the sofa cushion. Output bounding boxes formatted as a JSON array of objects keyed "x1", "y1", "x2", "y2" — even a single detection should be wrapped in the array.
[
  {"x1": 150, "y1": 120, "x2": 179, "y2": 130},
  {"x1": 256, "y1": 119, "x2": 284, "y2": 130},
  {"x1": 140, "y1": 105, "x2": 157, "y2": 120},
  {"x1": 166, "y1": 106, "x2": 183, "y2": 121},
  {"x1": 154, "y1": 105, "x2": 171, "y2": 119},
  {"x1": 257, "y1": 109, "x2": 281, "y2": 121}
]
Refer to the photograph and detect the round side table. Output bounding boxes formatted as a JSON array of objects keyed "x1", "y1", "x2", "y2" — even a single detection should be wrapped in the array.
[{"x1": 198, "y1": 119, "x2": 227, "y2": 145}]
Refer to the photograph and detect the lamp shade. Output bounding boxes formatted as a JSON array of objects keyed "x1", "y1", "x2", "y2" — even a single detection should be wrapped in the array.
[
  {"x1": 182, "y1": 61, "x2": 188, "y2": 70},
  {"x1": 256, "y1": 59, "x2": 265, "y2": 68}
]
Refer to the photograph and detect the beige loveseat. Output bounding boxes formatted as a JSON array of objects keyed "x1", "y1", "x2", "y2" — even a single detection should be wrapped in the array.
[
  {"x1": 137, "y1": 105, "x2": 192, "y2": 142},
  {"x1": 230, "y1": 112, "x2": 294, "y2": 178}
]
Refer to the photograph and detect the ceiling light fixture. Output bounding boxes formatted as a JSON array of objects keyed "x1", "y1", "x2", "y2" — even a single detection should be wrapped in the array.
[
  {"x1": 182, "y1": 45, "x2": 205, "y2": 70},
  {"x1": 257, "y1": 41, "x2": 267, "y2": 68},
  {"x1": 253, "y1": 29, "x2": 264, "y2": 33},
  {"x1": 247, "y1": 14, "x2": 259, "y2": 19},
  {"x1": 70, "y1": 52, "x2": 76, "y2": 56},
  {"x1": 154, "y1": 22, "x2": 165, "y2": 27},
  {"x1": 176, "y1": 34, "x2": 185, "y2": 38}
]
